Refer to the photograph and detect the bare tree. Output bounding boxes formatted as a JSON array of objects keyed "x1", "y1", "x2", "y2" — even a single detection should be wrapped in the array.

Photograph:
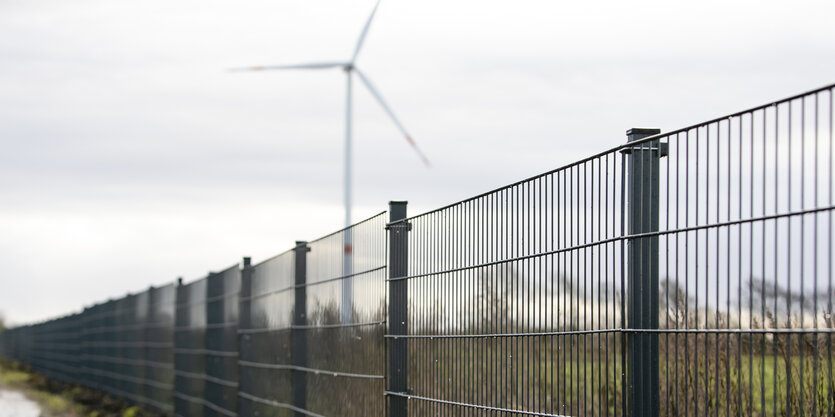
[
  {"x1": 745, "y1": 277, "x2": 833, "y2": 327},
  {"x1": 659, "y1": 277, "x2": 696, "y2": 327}
]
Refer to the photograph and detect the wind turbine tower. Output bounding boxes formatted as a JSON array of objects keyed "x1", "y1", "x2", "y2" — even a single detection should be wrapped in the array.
[{"x1": 231, "y1": 1, "x2": 429, "y2": 323}]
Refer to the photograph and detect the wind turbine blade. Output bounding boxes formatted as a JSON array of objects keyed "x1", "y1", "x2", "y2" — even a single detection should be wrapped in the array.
[
  {"x1": 351, "y1": 0, "x2": 381, "y2": 63},
  {"x1": 354, "y1": 68, "x2": 430, "y2": 167},
  {"x1": 228, "y1": 62, "x2": 347, "y2": 72}
]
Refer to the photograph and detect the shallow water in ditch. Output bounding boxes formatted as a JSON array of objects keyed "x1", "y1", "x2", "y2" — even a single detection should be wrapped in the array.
[{"x1": 0, "y1": 389, "x2": 41, "y2": 417}]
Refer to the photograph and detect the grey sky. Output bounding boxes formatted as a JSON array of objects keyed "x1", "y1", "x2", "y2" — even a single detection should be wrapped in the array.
[{"x1": 1, "y1": 0, "x2": 834, "y2": 325}]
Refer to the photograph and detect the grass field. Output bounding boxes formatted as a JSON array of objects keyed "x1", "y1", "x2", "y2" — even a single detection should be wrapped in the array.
[{"x1": 405, "y1": 331, "x2": 835, "y2": 416}]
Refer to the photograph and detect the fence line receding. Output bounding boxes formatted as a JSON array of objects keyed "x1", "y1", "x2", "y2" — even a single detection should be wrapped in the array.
[{"x1": 2, "y1": 83, "x2": 834, "y2": 417}]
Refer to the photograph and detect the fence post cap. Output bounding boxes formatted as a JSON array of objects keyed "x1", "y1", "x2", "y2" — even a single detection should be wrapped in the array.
[
  {"x1": 294, "y1": 241, "x2": 311, "y2": 252},
  {"x1": 388, "y1": 201, "x2": 408, "y2": 223},
  {"x1": 626, "y1": 128, "x2": 661, "y2": 141}
]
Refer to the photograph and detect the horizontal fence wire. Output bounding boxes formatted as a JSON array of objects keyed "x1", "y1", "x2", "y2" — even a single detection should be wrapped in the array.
[{"x1": 0, "y1": 83, "x2": 833, "y2": 417}]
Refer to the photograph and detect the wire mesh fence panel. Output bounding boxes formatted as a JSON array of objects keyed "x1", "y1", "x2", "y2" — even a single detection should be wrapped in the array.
[
  {"x1": 79, "y1": 305, "x2": 97, "y2": 389},
  {"x1": 65, "y1": 314, "x2": 84, "y2": 385},
  {"x1": 81, "y1": 295, "x2": 142, "y2": 405},
  {"x1": 30, "y1": 320, "x2": 49, "y2": 379},
  {"x1": 50, "y1": 315, "x2": 76, "y2": 383},
  {"x1": 116, "y1": 294, "x2": 143, "y2": 402},
  {"x1": 304, "y1": 212, "x2": 388, "y2": 416},
  {"x1": 82, "y1": 299, "x2": 123, "y2": 398},
  {"x1": 31, "y1": 313, "x2": 81, "y2": 385},
  {"x1": 175, "y1": 277, "x2": 208, "y2": 417},
  {"x1": 238, "y1": 250, "x2": 295, "y2": 417},
  {"x1": 205, "y1": 265, "x2": 241, "y2": 417},
  {"x1": 0, "y1": 82, "x2": 833, "y2": 417},
  {"x1": 0, "y1": 328, "x2": 9, "y2": 361},
  {"x1": 387, "y1": 149, "x2": 627, "y2": 417},
  {"x1": 0, "y1": 285, "x2": 173, "y2": 415},
  {"x1": 146, "y1": 284, "x2": 177, "y2": 414},
  {"x1": 650, "y1": 85, "x2": 835, "y2": 417},
  {"x1": 0, "y1": 326, "x2": 9, "y2": 363},
  {"x1": 7, "y1": 326, "x2": 29, "y2": 370},
  {"x1": 79, "y1": 304, "x2": 98, "y2": 391},
  {"x1": 130, "y1": 291, "x2": 150, "y2": 404},
  {"x1": 19, "y1": 326, "x2": 33, "y2": 368}
]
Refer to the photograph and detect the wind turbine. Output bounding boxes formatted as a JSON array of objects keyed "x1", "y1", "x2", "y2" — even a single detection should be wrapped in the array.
[{"x1": 230, "y1": 1, "x2": 429, "y2": 323}]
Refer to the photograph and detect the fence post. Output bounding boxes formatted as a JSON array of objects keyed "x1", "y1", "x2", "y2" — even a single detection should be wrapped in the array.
[
  {"x1": 387, "y1": 201, "x2": 409, "y2": 417},
  {"x1": 237, "y1": 257, "x2": 252, "y2": 417},
  {"x1": 239, "y1": 257, "x2": 252, "y2": 336},
  {"x1": 625, "y1": 128, "x2": 665, "y2": 417},
  {"x1": 292, "y1": 241, "x2": 310, "y2": 416}
]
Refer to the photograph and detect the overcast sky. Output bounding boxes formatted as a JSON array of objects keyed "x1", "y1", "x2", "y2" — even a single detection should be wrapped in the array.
[{"x1": 1, "y1": 0, "x2": 834, "y2": 325}]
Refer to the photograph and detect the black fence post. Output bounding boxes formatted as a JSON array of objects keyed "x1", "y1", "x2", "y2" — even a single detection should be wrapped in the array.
[
  {"x1": 240, "y1": 257, "x2": 252, "y2": 328},
  {"x1": 237, "y1": 257, "x2": 251, "y2": 417},
  {"x1": 292, "y1": 241, "x2": 310, "y2": 417},
  {"x1": 387, "y1": 201, "x2": 409, "y2": 417},
  {"x1": 239, "y1": 257, "x2": 252, "y2": 335},
  {"x1": 625, "y1": 128, "x2": 665, "y2": 417}
]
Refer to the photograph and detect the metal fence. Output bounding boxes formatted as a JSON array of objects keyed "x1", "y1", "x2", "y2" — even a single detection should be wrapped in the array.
[
  {"x1": 4, "y1": 283, "x2": 179, "y2": 415},
  {"x1": 1, "y1": 83, "x2": 834, "y2": 417},
  {"x1": 206, "y1": 266, "x2": 242, "y2": 416}
]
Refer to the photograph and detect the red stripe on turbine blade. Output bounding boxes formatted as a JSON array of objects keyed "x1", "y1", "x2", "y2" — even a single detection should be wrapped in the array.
[{"x1": 405, "y1": 135, "x2": 431, "y2": 166}]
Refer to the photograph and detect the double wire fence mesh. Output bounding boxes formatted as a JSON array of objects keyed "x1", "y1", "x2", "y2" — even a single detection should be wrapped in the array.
[{"x1": 1, "y1": 83, "x2": 834, "y2": 416}]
